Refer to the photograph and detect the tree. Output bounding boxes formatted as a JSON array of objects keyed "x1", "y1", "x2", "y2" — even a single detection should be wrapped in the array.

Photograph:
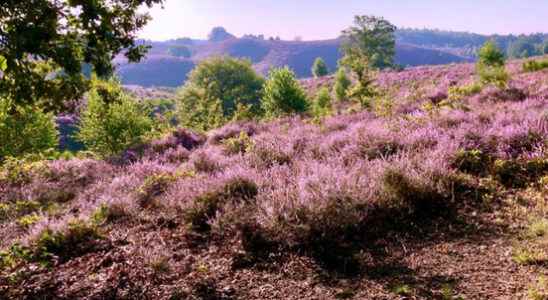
[
  {"x1": 333, "y1": 68, "x2": 351, "y2": 101},
  {"x1": 543, "y1": 41, "x2": 548, "y2": 55},
  {"x1": 507, "y1": 38, "x2": 538, "y2": 58},
  {"x1": 177, "y1": 56, "x2": 264, "y2": 130},
  {"x1": 476, "y1": 41, "x2": 509, "y2": 88},
  {"x1": 312, "y1": 87, "x2": 332, "y2": 118},
  {"x1": 0, "y1": 0, "x2": 163, "y2": 113},
  {"x1": 477, "y1": 41, "x2": 505, "y2": 67},
  {"x1": 168, "y1": 45, "x2": 192, "y2": 58},
  {"x1": 77, "y1": 78, "x2": 154, "y2": 157},
  {"x1": 0, "y1": 98, "x2": 58, "y2": 160},
  {"x1": 312, "y1": 58, "x2": 329, "y2": 77},
  {"x1": 208, "y1": 27, "x2": 235, "y2": 42},
  {"x1": 341, "y1": 15, "x2": 397, "y2": 70},
  {"x1": 262, "y1": 67, "x2": 309, "y2": 118}
]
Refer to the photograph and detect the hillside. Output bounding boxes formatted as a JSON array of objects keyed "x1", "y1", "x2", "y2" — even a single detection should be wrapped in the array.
[
  {"x1": 1, "y1": 59, "x2": 547, "y2": 299},
  {"x1": 116, "y1": 38, "x2": 471, "y2": 87}
]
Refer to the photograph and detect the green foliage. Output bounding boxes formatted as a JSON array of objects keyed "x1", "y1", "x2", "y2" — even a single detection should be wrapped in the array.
[
  {"x1": 523, "y1": 59, "x2": 548, "y2": 72},
  {"x1": 311, "y1": 57, "x2": 329, "y2": 78},
  {"x1": 17, "y1": 214, "x2": 41, "y2": 228},
  {"x1": 340, "y1": 54, "x2": 378, "y2": 108},
  {"x1": 262, "y1": 67, "x2": 309, "y2": 118},
  {"x1": 477, "y1": 41, "x2": 506, "y2": 67},
  {"x1": 333, "y1": 68, "x2": 352, "y2": 102},
  {"x1": 223, "y1": 132, "x2": 255, "y2": 155},
  {"x1": 312, "y1": 87, "x2": 332, "y2": 118},
  {"x1": 508, "y1": 38, "x2": 539, "y2": 58},
  {"x1": 177, "y1": 57, "x2": 264, "y2": 131},
  {"x1": 448, "y1": 83, "x2": 483, "y2": 100},
  {"x1": 168, "y1": 45, "x2": 192, "y2": 58},
  {"x1": 76, "y1": 78, "x2": 154, "y2": 157},
  {"x1": 453, "y1": 149, "x2": 491, "y2": 175},
  {"x1": 544, "y1": 42, "x2": 548, "y2": 54},
  {"x1": 0, "y1": 98, "x2": 58, "y2": 160},
  {"x1": 341, "y1": 15, "x2": 397, "y2": 70},
  {"x1": 137, "y1": 173, "x2": 177, "y2": 208},
  {"x1": 0, "y1": 0, "x2": 163, "y2": 112},
  {"x1": 476, "y1": 41, "x2": 509, "y2": 88}
]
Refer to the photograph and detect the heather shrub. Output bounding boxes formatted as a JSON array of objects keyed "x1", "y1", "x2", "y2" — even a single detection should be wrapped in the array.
[
  {"x1": 137, "y1": 173, "x2": 177, "y2": 208},
  {"x1": 91, "y1": 202, "x2": 129, "y2": 224},
  {"x1": 190, "y1": 150, "x2": 223, "y2": 173},
  {"x1": 452, "y1": 149, "x2": 492, "y2": 175},
  {"x1": 77, "y1": 78, "x2": 154, "y2": 157},
  {"x1": 523, "y1": 59, "x2": 548, "y2": 72},
  {"x1": 1, "y1": 220, "x2": 103, "y2": 267},
  {"x1": 177, "y1": 56, "x2": 264, "y2": 130},
  {"x1": 184, "y1": 177, "x2": 258, "y2": 232},
  {"x1": 311, "y1": 57, "x2": 329, "y2": 78},
  {"x1": 333, "y1": 68, "x2": 352, "y2": 102},
  {"x1": 0, "y1": 98, "x2": 58, "y2": 160},
  {"x1": 381, "y1": 167, "x2": 447, "y2": 215},
  {"x1": 248, "y1": 137, "x2": 292, "y2": 168},
  {"x1": 262, "y1": 67, "x2": 309, "y2": 118},
  {"x1": 30, "y1": 220, "x2": 101, "y2": 263},
  {"x1": 312, "y1": 87, "x2": 332, "y2": 119},
  {"x1": 222, "y1": 131, "x2": 255, "y2": 155}
]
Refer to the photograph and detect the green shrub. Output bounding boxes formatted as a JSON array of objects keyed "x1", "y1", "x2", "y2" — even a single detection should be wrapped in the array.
[
  {"x1": 311, "y1": 57, "x2": 329, "y2": 78},
  {"x1": 77, "y1": 78, "x2": 154, "y2": 157},
  {"x1": 0, "y1": 98, "x2": 58, "y2": 160},
  {"x1": 32, "y1": 220, "x2": 101, "y2": 263},
  {"x1": 137, "y1": 173, "x2": 177, "y2": 208},
  {"x1": 476, "y1": 41, "x2": 509, "y2": 88},
  {"x1": 448, "y1": 83, "x2": 483, "y2": 100},
  {"x1": 333, "y1": 68, "x2": 351, "y2": 102},
  {"x1": 177, "y1": 57, "x2": 264, "y2": 131},
  {"x1": 312, "y1": 87, "x2": 332, "y2": 119},
  {"x1": 523, "y1": 59, "x2": 548, "y2": 72},
  {"x1": 452, "y1": 149, "x2": 492, "y2": 175},
  {"x1": 223, "y1": 131, "x2": 255, "y2": 155},
  {"x1": 262, "y1": 67, "x2": 309, "y2": 118}
]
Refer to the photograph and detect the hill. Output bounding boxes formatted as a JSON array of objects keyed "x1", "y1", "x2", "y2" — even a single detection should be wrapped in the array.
[
  {"x1": 2, "y1": 58, "x2": 547, "y2": 299},
  {"x1": 116, "y1": 37, "x2": 471, "y2": 87}
]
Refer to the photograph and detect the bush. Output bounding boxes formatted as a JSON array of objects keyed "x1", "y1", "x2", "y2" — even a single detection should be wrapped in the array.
[
  {"x1": 523, "y1": 59, "x2": 548, "y2": 72},
  {"x1": 448, "y1": 83, "x2": 483, "y2": 100},
  {"x1": 177, "y1": 57, "x2": 264, "y2": 131},
  {"x1": 223, "y1": 131, "x2": 255, "y2": 155},
  {"x1": 0, "y1": 98, "x2": 58, "y2": 160},
  {"x1": 77, "y1": 78, "x2": 154, "y2": 157},
  {"x1": 333, "y1": 68, "x2": 351, "y2": 102},
  {"x1": 311, "y1": 57, "x2": 329, "y2": 78},
  {"x1": 262, "y1": 67, "x2": 309, "y2": 118},
  {"x1": 312, "y1": 87, "x2": 332, "y2": 118},
  {"x1": 184, "y1": 177, "x2": 258, "y2": 232}
]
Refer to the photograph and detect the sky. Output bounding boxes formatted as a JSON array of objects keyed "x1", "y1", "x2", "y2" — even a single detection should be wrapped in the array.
[{"x1": 139, "y1": 0, "x2": 548, "y2": 41}]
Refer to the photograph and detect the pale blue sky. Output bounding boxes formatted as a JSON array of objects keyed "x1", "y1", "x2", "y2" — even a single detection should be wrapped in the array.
[{"x1": 140, "y1": 0, "x2": 548, "y2": 41}]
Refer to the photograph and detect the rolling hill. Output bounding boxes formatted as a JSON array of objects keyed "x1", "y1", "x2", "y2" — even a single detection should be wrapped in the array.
[{"x1": 115, "y1": 37, "x2": 471, "y2": 87}]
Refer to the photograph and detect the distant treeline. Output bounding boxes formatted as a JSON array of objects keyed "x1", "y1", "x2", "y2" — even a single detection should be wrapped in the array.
[{"x1": 396, "y1": 28, "x2": 548, "y2": 58}]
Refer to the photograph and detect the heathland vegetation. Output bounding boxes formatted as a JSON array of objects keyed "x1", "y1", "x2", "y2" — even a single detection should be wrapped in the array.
[{"x1": 1, "y1": 3, "x2": 548, "y2": 299}]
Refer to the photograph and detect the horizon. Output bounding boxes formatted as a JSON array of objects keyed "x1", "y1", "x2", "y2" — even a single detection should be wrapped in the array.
[{"x1": 139, "y1": 0, "x2": 548, "y2": 41}]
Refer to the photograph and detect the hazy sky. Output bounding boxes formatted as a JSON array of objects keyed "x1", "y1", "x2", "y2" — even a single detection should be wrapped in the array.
[{"x1": 140, "y1": 0, "x2": 548, "y2": 41}]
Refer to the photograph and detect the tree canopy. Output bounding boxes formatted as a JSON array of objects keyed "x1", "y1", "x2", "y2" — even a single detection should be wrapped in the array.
[
  {"x1": 0, "y1": 0, "x2": 163, "y2": 112},
  {"x1": 341, "y1": 15, "x2": 397, "y2": 70}
]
